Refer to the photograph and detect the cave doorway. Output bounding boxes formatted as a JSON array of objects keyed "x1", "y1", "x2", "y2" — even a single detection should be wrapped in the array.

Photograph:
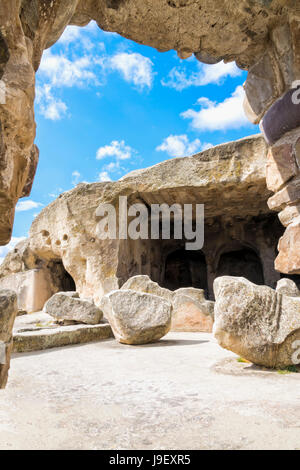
[
  {"x1": 163, "y1": 249, "x2": 208, "y2": 294},
  {"x1": 48, "y1": 260, "x2": 76, "y2": 292},
  {"x1": 216, "y1": 248, "x2": 264, "y2": 285}
]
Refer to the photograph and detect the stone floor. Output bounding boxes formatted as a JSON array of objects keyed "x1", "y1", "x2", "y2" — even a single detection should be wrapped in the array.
[{"x1": 0, "y1": 332, "x2": 299, "y2": 450}]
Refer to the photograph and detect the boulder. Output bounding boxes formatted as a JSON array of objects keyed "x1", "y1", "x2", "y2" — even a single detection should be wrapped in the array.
[
  {"x1": 172, "y1": 291, "x2": 214, "y2": 332},
  {"x1": 174, "y1": 287, "x2": 207, "y2": 304},
  {"x1": 121, "y1": 278, "x2": 214, "y2": 332},
  {"x1": 43, "y1": 292, "x2": 103, "y2": 325},
  {"x1": 0, "y1": 290, "x2": 18, "y2": 388},
  {"x1": 276, "y1": 278, "x2": 300, "y2": 297},
  {"x1": 100, "y1": 290, "x2": 172, "y2": 345},
  {"x1": 213, "y1": 276, "x2": 300, "y2": 368},
  {"x1": 121, "y1": 275, "x2": 173, "y2": 302}
]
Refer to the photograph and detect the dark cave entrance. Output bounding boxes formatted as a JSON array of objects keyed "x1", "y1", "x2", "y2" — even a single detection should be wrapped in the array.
[
  {"x1": 116, "y1": 209, "x2": 283, "y2": 299},
  {"x1": 163, "y1": 249, "x2": 208, "y2": 294},
  {"x1": 48, "y1": 260, "x2": 76, "y2": 292},
  {"x1": 216, "y1": 248, "x2": 265, "y2": 286}
]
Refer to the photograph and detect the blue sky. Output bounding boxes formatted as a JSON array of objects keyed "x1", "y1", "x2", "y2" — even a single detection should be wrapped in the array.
[{"x1": 1, "y1": 21, "x2": 259, "y2": 262}]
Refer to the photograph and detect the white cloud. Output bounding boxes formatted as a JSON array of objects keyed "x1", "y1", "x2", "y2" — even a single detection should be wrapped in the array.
[
  {"x1": 57, "y1": 22, "x2": 104, "y2": 52},
  {"x1": 58, "y1": 25, "x2": 82, "y2": 45},
  {"x1": 39, "y1": 49, "x2": 98, "y2": 88},
  {"x1": 36, "y1": 84, "x2": 67, "y2": 120},
  {"x1": 72, "y1": 170, "x2": 81, "y2": 186},
  {"x1": 36, "y1": 34, "x2": 154, "y2": 123},
  {"x1": 96, "y1": 140, "x2": 136, "y2": 161},
  {"x1": 162, "y1": 60, "x2": 242, "y2": 91},
  {"x1": 103, "y1": 161, "x2": 120, "y2": 171},
  {"x1": 16, "y1": 200, "x2": 43, "y2": 212},
  {"x1": 96, "y1": 140, "x2": 140, "y2": 181},
  {"x1": 0, "y1": 236, "x2": 26, "y2": 265},
  {"x1": 181, "y1": 86, "x2": 249, "y2": 131},
  {"x1": 49, "y1": 188, "x2": 64, "y2": 199},
  {"x1": 109, "y1": 53, "x2": 154, "y2": 89},
  {"x1": 98, "y1": 171, "x2": 112, "y2": 182},
  {"x1": 36, "y1": 48, "x2": 97, "y2": 120},
  {"x1": 156, "y1": 134, "x2": 211, "y2": 158}
]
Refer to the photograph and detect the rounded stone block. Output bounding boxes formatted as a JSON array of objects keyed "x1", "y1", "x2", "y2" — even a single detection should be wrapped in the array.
[
  {"x1": 261, "y1": 88, "x2": 300, "y2": 145},
  {"x1": 101, "y1": 290, "x2": 172, "y2": 345},
  {"x1": 213, "y1": 276, "x2": 300, "y2": 368}
]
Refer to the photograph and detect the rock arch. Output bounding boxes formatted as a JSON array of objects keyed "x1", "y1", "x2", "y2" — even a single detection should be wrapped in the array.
[{"x1": 1, "y1": 1, "x2": 300, "y2": 388}]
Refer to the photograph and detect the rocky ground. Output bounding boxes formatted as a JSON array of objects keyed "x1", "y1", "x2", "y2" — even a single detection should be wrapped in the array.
[{"x1": 0, "y1": 332, "x2": 299, "y2": 450}]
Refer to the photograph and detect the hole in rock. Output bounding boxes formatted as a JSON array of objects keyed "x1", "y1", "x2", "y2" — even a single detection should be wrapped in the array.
[
  {"x1": 117, "y1": 208, "x2": 284, "y2": 300},
  {"x1": 47, "y1": 260, "x2": 76, "y2": 292},
  {"x1": 216, "y1": 248, "x2": 264, "y2": 286},
  {"x1": 163, "y1": 249, "x2": 208, "y2": 293}
]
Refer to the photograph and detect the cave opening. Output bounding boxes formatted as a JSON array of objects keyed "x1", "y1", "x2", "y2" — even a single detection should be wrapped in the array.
[
  {"x1": 163, "y1": 249, "x2": 208, "y2": 294},
  {"x1": 117, "y1": 211, "x2": 283, "y2": 300},
  {"x1": 216, "y1": 248, "x2": 265, "y2": 286},
  {"x1": 47, "y1": 260, "x2": 76, "y2": 293}
]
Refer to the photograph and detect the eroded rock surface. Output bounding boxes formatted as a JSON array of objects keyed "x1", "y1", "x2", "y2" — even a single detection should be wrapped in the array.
[
  {"x1": 276, "y1": 278, "x2": 300, "y2": 297},
  {"x1": 1, "y1": 135, "x2": 282, "y2": 307},
  {"x1": 121, "y1": 276, "x2": 215, "y2": 332},
  {"x1": 44, "y1": 292, "x2": 103, "y2": 325},
  {"x1": 101, "y1": 289, "x2": 172, "y2": 345},
  {"x1": 0, "y1": 289, "x2": 17, "y2": 388},
  {"x1": 213, "y1": 276, "x2": 300, "y2": 368},
  {"x1": 172, "y1": 291, "x2": 214, "y2": 332},
  {"x1": 121, "y1": 275, "x2": 173, "y2": 303}
]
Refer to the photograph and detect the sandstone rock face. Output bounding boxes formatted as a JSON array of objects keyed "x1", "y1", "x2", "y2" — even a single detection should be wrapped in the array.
[
  {"x1": 0, "y1": 289, "x2": 18, "y2": 388},
  {"x1": 44, "y1": 292, "x2": 103, "y2": 325},
  {"x1": 171, "y1": 292, "x2": 214, "y2": 333},
  {"x1": 266, "y1": 144, "x2": 297, "y2": 193},
  {"x1": 0, "y1": 135, "x2": 284, "y2": 306},
  {"x1": 174, "y1": 287, "x2": 207, "y2": 304},
  {"x1": 276, "y1": 278, "x2": 300, "y2": 297},
  {"x1": 213, "y1": 276, "x2": 300, "y2": 369},
  {"x1": 101, "y1": 290, "x2": 172, "y2": 345},
  {"x1": 121, "y1": 278, "x2": 214, "y2": 332},
  {"x1": 0, "y1": 268, "x2": 59, "y2": 313},
  {"x1": 275, "y1": 217, "x2": 300, "y2": 274},
  {"x1": 121, "y1": 275, "x2": 173, "y2": 303}
]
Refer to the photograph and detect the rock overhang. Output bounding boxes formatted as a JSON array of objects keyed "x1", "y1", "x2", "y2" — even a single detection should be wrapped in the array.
[{"x1": 30, "y1": 134, "x2": 271, "y2": 231}]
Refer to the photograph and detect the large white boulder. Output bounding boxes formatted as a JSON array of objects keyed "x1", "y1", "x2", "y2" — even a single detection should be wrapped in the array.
[
  {"x1": 101, "y1": 289, "x2": 172, "y2": 345},
  {"x1": 121, "y1": 275, "x2": 173, "y2": 302},
  {"x1": 213, "y1": 276, "x2": 300, "y2": 368},
  {"x1": 276, "y1": 278, "x2": 300, "y2": 297},
  {"x1": 44, "y1": 292, "x2": 103, "y2": 325}
]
